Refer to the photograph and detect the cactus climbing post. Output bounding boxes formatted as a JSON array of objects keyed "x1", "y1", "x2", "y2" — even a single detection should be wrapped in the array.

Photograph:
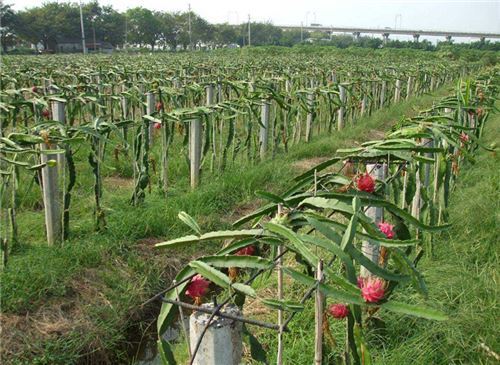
[
  {"x1": 40, "y1": 143, "x2": 62, "y2": 245},
  {"x1": 260, "y1": 99, "x2": 270, "y2": 160},
  {"x1": 361, "y1": 163, "x2": 385, "y2": 277},
  {"x1": 338, "y1": 84, "x2": 346, "y2": 130},
  {"x1": 189, "y1": 117, "x2": 202, "y2": 189},
  {"x1": 146, "y1": 92, "x2": 155, "y2": 141}
]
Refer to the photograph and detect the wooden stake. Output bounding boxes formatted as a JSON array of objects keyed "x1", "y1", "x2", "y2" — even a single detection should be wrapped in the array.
[{"x1": 314, "y1": 260, "x2": 324, "y2": 365}]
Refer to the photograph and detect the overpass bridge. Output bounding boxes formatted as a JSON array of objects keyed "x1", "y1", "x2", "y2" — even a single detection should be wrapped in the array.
[{"x1": 279, "y1": 25, "x2": 500, "y2": 43}]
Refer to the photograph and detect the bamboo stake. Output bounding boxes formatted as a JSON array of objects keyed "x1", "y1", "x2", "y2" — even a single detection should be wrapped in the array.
[
  {"x1": 314, "y1": 260, "x2": 324, "y2": 365},
  {"x1": 277, "y1": 203, "x2": 284, "y2": 365}
]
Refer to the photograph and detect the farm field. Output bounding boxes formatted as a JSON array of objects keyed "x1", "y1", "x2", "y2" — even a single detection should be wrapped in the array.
[{"x1": 0, "y1": 48, "x2": 499, "y2": 365}]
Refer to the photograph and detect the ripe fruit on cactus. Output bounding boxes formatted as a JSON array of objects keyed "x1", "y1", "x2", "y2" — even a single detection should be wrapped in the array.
[
  {"x1": 153, "y1": 122, "x2": 161, "y2": 129},
  {"x1": 41, "y1": 109, "x2": 50, "y2": 118},
  {"x1": 235, "y1": 245, "x2": 255, "y2": 256},
  {"x1": 360, "y1": 277, "x2": 386, "y2": 303},
  {"x1": 356, "y1": 172, "x2": 375, "y2": 193},
  {"x1": 459, "y1": 132, "x2": 469, "y2": 144},
  {"x1": 155, "y1": 101, "x2": 163, "y2": 112},
  {"x1": 377, "y1": 222, "x2": 395, "y2": 239},
  {"x1": 185, "y1": 274, "x2": 210, "y2": 304},
  {"x1": 328, "y1": 303, "x2": 349, "y2": 319},
  {"x1": 32, "y1": 86, "x2": 38, "y2": 93}
]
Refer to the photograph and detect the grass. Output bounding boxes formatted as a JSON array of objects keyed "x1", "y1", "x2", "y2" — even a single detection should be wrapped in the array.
[
  {"x1": 1, "y1": 85, "x2": 455, "y2": 365},
  {"x1": 245, "y1": 104, "x2": 500, "y2": 365},
  {"x1": 371, "y1": 108, "x2": 499, "y2": 365}
]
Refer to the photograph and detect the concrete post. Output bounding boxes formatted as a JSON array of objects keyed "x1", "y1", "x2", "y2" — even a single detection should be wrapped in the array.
[
  {"x1": 411, "y1": 169, "x2": 422, "y2": 223},
  {"x1": 259, "y1": 100, "x2": 270, "y2": 160},
  {"x1": 50, "y1": 101, "x2": 66, "y2": 175},
  {"x1": 189, "y1": 118, "x2": 202, "y2": 189},
  {"x1": 413, "y1": 34, "x2": 420, "y2": 43},
  {"x1": 121, "y1": 84, "x2": 128, "y2": 140},
  {"x1": 338, "y1": 84, "x2": 346, "y2": 130},
  {"x1": 305, "y1": 91, "x2": 314, "y2": 142},
  {"x1": 360, "y1": 88, "x2": 368, "y2": 118},
  {"x1": 380, "y1": 80, "x2": 386, "y2": 109},
  {"x1": 394, "y1": 79, "x2": 401, "y2": 103},
  {"x1": 189, "y1": 304, "x2": 243, "y2": 365},
  {"x1": 146, "y1": 92, "x2": 155, "y2": 141},
  {"x1": 361, "y1": 163, "x2": 384, "y2": 277},
  {"x1": 40, "y1": 143, "x2": 61, "y2": 245},
  {"x1": 406, "y1": 76, "x2": 413, "y2": 100}
]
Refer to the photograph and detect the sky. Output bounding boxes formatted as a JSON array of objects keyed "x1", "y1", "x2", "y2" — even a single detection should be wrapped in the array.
[{"x1": 11, "y1": 0, "x2": 500, "y2": 41}]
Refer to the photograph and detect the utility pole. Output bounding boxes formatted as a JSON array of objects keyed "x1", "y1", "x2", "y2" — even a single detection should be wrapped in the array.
[
  {"x1": 188, "y1": 4, "x2": 192, "y2": 51},
  {"x1": 92, "y1": 17, "x2": 97, "y2": 53},
  {"x1": 79, "y1": 1, "x2": 87, "y2": 54},
  {"x1": 247, "y1": 14, "x2": 251, "y2": 46}
]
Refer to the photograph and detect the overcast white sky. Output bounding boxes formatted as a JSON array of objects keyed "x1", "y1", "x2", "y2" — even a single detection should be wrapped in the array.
[{"x1": 11, "y1": 0, "x2": 500, "y2": 34}]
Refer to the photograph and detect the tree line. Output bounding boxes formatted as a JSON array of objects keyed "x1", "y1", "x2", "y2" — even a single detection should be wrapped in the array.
[{"x1": 1, "y1": 1, "x2": 499, "y2": 53}]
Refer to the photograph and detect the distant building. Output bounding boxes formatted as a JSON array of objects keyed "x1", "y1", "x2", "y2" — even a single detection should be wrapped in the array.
[{"x1": 56, "y1": 38, "x2": 114, "y2": 53}]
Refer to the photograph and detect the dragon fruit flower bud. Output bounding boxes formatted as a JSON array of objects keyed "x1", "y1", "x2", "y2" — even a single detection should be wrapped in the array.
[
  {"x1": 377, "y1": 222, "x2": 395, "y2": 239},
  {"x1": 361, "y1": 277, "x2": 386, "y2": 303}
]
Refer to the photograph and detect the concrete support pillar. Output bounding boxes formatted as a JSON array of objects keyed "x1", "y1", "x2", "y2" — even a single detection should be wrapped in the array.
[
  {"x1": 413, "y1": 34, "x2": 420, "y2": 43},
  {"x1": 259, "y1": 100, "x2": 270, "y2": 159},
  {"x1": 361, "y1": 164, "x2": 385, "y2": 278},
  {"x1": 189, "y1": 304, "x2": 242, "y2": 365}
]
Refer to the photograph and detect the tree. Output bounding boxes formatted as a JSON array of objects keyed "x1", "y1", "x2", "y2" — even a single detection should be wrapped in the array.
[
  {"x1": 126, "y1": 7, "x2": 162, "y2": 50},
  {"x1": 244, "y1": 22, "x2": 282, "y2": 46},
  {"x1": 15, "y1": 3, "x2": 81, "y2": 51},
  {"x1": 214, "y1": 23, "x2": 238, "y2": 47},
  {"x1": 280, "y1": 29, "x2": 307, "y2": 46},
  {"x1": 98, "y1": 6, "x2": 125, "y2": 47},
  {"x1": 157, "y1": 12, "x2": 177, "y2": 50},
  {"x1": 0, "y1": 2, "x2": 16, "y2": 53}
]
